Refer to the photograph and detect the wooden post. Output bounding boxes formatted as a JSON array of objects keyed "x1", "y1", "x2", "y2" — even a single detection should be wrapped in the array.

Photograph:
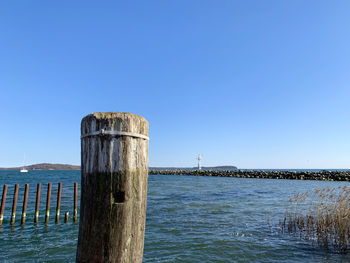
[
  {"x1": 45, "y1": 183, "x2": 52, "y2": 224},
  {"x1": 21, "y1": 184, "x2": 29, "y2": 225},
  {"x1": 0, "y1": 184, "x2": 8, "y2": 226},
  {"x1": 73, "y1": 182, "x2": 78, "y2": 222},
  {"x1": 76, "y1": 112, "x2": 149, "y2": 263},
  {"x1": 11, "y1": 184, "x2": 19, "y2": 225},
  {"x1": 64, "y1": 211, "x2": 69, "y2": 223},
  {"x1": 55, "y1": 182, "x2": 62, "y2": 224},
  {"x1": 34, "y1": 183, "x2": 41, "y2": 223}
]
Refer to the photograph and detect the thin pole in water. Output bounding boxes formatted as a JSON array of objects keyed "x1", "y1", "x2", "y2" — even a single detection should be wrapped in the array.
[
  {"x1": 0, "y1": 184, "x2": 8, "y2": 226},
  {"x1": 73, "y1": 182, "x2": 78, "y2": 222},
  {"x1": 45, "y1": 183, "x2": 52, "y2": 224},
  {"x1": 34, "y1": 183, "x2": 41, "y2": 224},
  {"x1": 21, "y1": 184, "x2": 29, "y2": 225},
  {"x1": 64, "y1": 211, "x2": 69, "y2": 223},
  {"x1": 11, "y1": 184, "x2": 19, "y2": 225},
  {"x1": 55, "y1": 182, "x2": 62, "y2": 224}
]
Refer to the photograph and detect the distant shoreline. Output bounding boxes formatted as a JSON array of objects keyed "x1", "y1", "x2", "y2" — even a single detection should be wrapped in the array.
[
  {"x1": 0, "y1": 163, "x2": 237, "y2": 171},
  {"x1": 1, "y1": 163, "x2": 349, "y2": 172},
  {"x1": 0, "y1": 163, "x2": 80, "y2": 170}
]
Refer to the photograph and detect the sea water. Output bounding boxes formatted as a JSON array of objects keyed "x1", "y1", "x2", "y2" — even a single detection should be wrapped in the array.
[{"x1": 0, "y1": 170, "x2": 350, "y2": 262}]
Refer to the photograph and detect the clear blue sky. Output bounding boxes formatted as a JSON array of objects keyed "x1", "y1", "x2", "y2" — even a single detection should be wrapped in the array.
[{"x1": 0, "y1": 1, "x2": 349, "y2": 169}]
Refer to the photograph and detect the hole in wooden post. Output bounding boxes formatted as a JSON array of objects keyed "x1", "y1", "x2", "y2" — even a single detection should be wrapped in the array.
[{"x1": 114, "y1": 191, "x2": 125, "y2": 203}]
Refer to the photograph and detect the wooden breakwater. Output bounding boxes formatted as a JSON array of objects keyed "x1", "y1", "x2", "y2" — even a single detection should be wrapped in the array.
[
  {"x1": 149, "y1": 170, "x2": 350, "y2": 181},
  {"x1": 0, "y1": 182, "x2": 78, "y2": 226}
]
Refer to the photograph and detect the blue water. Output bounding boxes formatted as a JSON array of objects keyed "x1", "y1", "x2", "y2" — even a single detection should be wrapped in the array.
[{"x1": 1, "y1": 170, "x2": 350, "y2": 262}]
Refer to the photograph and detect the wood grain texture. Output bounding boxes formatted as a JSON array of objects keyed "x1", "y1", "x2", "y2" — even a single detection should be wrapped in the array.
[{"x1": 76, "y1": 112, "x2": 149, "y2": 263}]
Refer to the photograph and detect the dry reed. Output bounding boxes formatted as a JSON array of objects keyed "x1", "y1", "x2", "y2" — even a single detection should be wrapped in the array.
[{"x1": 281, "y1": 186, "x2": 350, "y2": 252}]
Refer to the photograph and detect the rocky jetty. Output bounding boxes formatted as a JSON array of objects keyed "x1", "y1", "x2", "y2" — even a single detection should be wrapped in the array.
[
  {"x1": 150, "y1": 165, "x2": 237, "y2": 170},
  {"x1": 149, "y1": 169, "x2": 350, "y2": 181}
]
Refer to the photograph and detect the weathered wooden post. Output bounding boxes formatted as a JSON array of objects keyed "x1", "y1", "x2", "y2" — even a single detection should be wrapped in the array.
[
  {"x1": 34, "y1": 183, "x2": 41, "y2": 223},
  {"x1": 45, "y1": 183, "x2": 52, "y2": 224},
  {"x1": 76, "y1": 112, "x2": 149, "y2": 263},
  {"x1": 0, "y1": 184, "x2": 8, "y2": 226},
  {"x1": 64, "y1": 211, "x2": 69, "y2": 223},
  {"x1": 55, "y1": 182, "x2": 62, "y2": 224},
  {"x1": 11, "y1": 184, "x2": 19, "y2": 225},
  {"x1": 73, "y1": 182, "x2": 78, "y2": 222},
  {"x1": 21, "y1": 184, "x2": 29, "y2": 225}
]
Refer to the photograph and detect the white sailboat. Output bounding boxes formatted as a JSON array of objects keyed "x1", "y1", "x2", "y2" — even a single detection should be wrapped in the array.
[
  {"x1": 20, "y1": 153, "x2": 28, "y2": 173},
  {"x1": 20, "y1": 167, "x2": 28, "y2": 173}
]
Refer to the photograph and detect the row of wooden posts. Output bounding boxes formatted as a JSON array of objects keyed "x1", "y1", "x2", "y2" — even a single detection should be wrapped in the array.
[{"x1": 0, "y1": 182, "x2": 78, "y2": 226}]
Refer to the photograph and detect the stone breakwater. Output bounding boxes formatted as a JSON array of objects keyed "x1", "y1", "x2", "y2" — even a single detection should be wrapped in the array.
[{"x1": 149, "y1": 170, "x2": 350, "y2": 181}]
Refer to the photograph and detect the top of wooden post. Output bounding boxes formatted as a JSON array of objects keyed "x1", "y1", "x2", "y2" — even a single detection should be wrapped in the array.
[
  {"x1": 81, "y1": 112, "x2": 149, "y2": 174},
  {"x1": 81, "y1": 112, "x2": 149, "y2": 138}
]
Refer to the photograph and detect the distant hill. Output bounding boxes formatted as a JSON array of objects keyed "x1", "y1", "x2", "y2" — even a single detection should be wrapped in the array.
[{"x1": 0, "y1": 163, "x2": 80, "y2": 170}]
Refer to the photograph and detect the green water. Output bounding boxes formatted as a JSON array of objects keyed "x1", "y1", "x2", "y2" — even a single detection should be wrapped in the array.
[{"x1": 1, "y1": 170, "x2": 350, "y2": 262}]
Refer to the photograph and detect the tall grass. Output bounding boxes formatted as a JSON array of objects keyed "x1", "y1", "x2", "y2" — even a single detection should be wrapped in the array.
[{"x1": 281, "y1": 186, "x2": 350, "y2": 252}]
